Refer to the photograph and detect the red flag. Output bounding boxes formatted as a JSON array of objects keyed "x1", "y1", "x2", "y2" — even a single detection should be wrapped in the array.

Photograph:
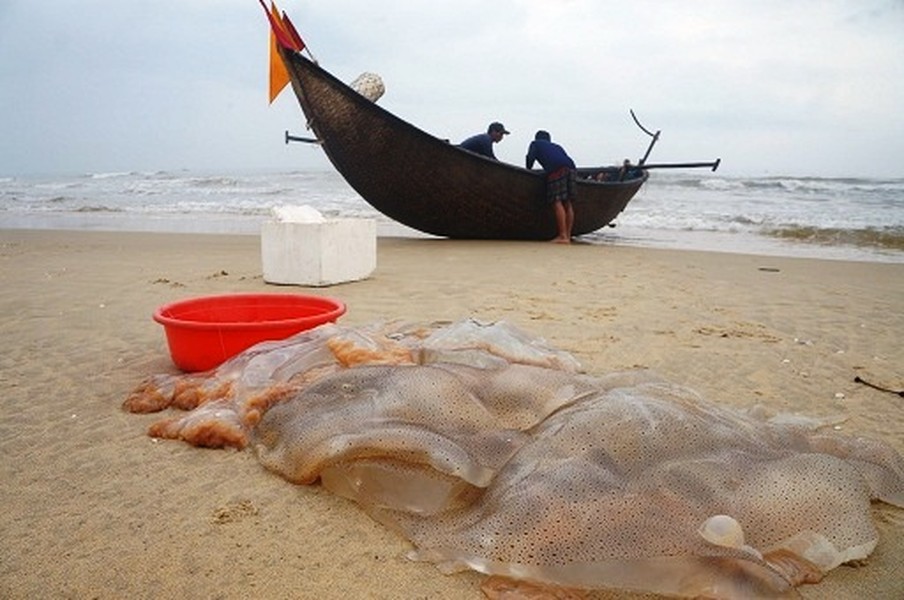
[
  {"x1": 258, "y1": 0, "x2": 300, "y2": 51},
  {"x1": 281, "y1": 12, "x2": 306, "y2": 52}
]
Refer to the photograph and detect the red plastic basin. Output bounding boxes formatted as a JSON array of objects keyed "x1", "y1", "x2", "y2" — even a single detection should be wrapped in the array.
[{"x1": 153, "y1": 293, "x2": 346, "y2": 372}]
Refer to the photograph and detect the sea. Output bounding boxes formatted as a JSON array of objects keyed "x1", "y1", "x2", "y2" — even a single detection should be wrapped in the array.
[{"x1": 1, "y1": 170, "x2": 902, "y2": 264}]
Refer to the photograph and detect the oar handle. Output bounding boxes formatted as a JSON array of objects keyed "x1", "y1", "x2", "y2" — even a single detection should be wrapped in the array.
[
  {"x1": 640, "y1": 159, "x2": 721, "y2": 172},
  {"x1": 285, "y1": 130, "x2": 321, "y2": 144}
]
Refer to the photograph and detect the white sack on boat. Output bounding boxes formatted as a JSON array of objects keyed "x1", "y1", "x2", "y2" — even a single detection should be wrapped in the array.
[{"x1": 350, "y1": 72, "x2": 385, "y2": 102}]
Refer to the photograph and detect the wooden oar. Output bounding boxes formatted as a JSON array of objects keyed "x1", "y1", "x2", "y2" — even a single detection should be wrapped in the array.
[
  {"x1": 639, "y1": 159, "x2": 721, "y2": 171},
  {"x1": 285, "y1": 131, "x2": 321, "y2": 144}
]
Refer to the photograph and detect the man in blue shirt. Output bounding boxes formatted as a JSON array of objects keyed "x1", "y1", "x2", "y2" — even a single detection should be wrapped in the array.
[
  {"x1": 459, "y1": 122, "x2": 510, "y2": 160},
  {"x1": 526, "y1": 130, "x2": 577, "y2": 243}
]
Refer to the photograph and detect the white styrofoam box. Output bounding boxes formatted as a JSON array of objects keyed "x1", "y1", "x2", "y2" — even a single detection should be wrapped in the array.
[{"x1": 261, "y1": 218, "x2": 376, "y2": 286}]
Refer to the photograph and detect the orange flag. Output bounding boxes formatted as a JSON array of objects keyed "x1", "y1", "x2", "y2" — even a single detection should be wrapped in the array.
[
  {"x1": 268, "y1": 29, "x2": 290, "y2": 101},
  {"x1": 261, "y1": 0, "x2": 303, "y2": 103}
]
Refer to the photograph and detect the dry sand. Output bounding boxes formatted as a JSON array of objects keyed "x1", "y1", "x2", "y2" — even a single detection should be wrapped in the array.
[{"x1": 1, "y1": 229, "x2": 902, "y2": 599}]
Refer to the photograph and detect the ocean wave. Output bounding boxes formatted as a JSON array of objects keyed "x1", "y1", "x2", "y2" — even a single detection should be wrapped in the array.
[
  {"x1": 35, "y1": 181, "x2": 84, "y2": 190},
  {"x1": 765, "y1": 225, "x2": 904, "y2": 252},
  {"x1": 734, "y1": 178, "x2": 857, "y2": 194},
  {"x1": 648, "y1": 175, "x2": 738, "y2": 191},
  {"x1": 724, "y1": 214, "x2": 762, "y2": 227},
  {"x1": 258, "y1": 187, "x2": 297, "y2": 196},
  {"x1": 621, "y1": 212, "x2": 758, "y2": 233},
  {"x1": 86, "y1": 171, "x2": 136, "y2": 180},
  {"x1": 2, "y1": 169, "x2": 901, "y2": 262},
  {"x1": 653, "y1": 174, "x2": 904, "y2": 196},
  {"x1": 74, "y1": 205, "x2": 125, "y2": 213},
  {"x1": 188, "y1": 176, "x2": 241, "y2": 188}
]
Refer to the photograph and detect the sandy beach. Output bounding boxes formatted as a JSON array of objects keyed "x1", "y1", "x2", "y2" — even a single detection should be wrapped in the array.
[{"x1": 1, "y1": 228, "x2": 902, "y2": 599}]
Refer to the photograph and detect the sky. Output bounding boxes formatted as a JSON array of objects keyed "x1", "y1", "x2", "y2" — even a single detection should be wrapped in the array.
[{"x1": 1, "y1": 0, "x2": 902, "y2": 178}]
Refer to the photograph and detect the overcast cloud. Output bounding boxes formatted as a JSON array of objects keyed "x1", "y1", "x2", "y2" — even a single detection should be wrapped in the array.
[{"x1": 1, "y1": 0, "x2": 902, "y2": 177}]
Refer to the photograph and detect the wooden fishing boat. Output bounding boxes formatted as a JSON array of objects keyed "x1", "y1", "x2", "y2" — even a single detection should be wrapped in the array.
[
  {"x1": 264, "y1": 5, "x2": 718, "y2": 240},
  {"x1": 279, "y1": 50, "x2": 647, "y2": 240}
]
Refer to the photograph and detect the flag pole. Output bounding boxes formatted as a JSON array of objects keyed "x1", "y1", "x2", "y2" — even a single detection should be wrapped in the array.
[{"x1": 302, "y1": 45, "x2": 317, "y2": 64}]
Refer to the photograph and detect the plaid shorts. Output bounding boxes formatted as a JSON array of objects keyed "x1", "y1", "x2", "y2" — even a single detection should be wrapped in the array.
[{"x1": 547, "y1": 167, "x2": 576, "y2": 204}]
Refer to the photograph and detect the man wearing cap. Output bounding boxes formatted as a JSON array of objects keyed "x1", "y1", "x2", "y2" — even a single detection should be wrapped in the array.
[{"x1": 459, "y1": 122, "x2": 510, "y2": 160}]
